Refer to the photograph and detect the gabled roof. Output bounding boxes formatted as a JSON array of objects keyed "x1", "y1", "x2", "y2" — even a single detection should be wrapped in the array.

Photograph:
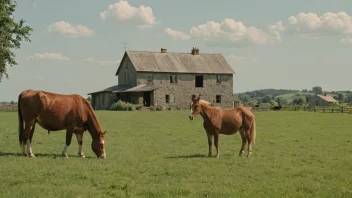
[
  {"x1": 316, "y1": 94, "x2": 338, "y2": 103},
  {"x1": 115, "y1": 50, "x2": 235, "y2": 75}
]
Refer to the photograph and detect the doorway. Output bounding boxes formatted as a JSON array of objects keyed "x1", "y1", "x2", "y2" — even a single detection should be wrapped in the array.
[{"x1": 143, "y1": 92, "x2": 151, "y2": 107}]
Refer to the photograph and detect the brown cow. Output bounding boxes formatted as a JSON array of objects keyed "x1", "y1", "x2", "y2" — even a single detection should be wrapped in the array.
[
  {"x1": 18, "y1": 89, "x2": 107, "y2": 158},
  {"x1": 189, "y1": 95, "x2": 256, "y2": 158}
]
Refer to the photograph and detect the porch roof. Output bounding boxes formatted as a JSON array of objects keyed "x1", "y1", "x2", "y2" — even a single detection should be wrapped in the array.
[
  {"x1": 87, "y1": 84, "x2": 131, "y2": 95},
  {"x1": 113, "y1": 84, "x2": 160, "y2": 93}
]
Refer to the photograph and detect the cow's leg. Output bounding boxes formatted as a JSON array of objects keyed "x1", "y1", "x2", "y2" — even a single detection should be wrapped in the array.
[
  {"x1": 239, "y1": 128, "x2": 247, "y2": 156},
  {"x1": 214, "y1": 133, "x2": 220, "y2": 158},
  {"x1": 62, "y1": 128, "x2": 74, "y2": 158},
  {"x1": 75, "y1": 132, "x2": 85, "y2": 158},
  {"x1": 23, "y1": 120, "x2": 36, "y2": 157}
]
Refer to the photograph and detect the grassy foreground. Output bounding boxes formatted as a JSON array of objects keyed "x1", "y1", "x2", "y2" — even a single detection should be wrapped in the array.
[{"x1": 0, "y1": 110, "x2": 351, "y2": 198}]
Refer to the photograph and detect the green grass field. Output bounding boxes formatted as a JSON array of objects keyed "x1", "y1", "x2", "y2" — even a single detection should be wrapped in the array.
[{"x1": 0, "y1": 111, "x2": 351, "y2": 198}]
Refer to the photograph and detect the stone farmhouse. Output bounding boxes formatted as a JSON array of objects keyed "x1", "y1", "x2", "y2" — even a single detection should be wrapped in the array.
[
  {"x1": 88, "y1": 47, "x2": 236, "y2": 110},
  {"x1": 308, "y1": 93, "x2": 338, "y2": 107}
]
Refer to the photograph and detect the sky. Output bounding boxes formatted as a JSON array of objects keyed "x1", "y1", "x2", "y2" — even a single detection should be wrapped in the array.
[{"x1": 1, "y1": 0, "x2": 352, "y2": 101}]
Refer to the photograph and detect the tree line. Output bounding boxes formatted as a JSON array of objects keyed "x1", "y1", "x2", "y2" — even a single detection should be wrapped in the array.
[{"x1": 237, "y1": 86, "x2": 352, "y2": 106}]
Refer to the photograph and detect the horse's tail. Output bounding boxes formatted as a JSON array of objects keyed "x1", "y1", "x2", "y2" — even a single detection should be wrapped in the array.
[
  {"x1": 18, "y1": 93, "x2": 24, "y2": 146},
  {"x1": 250, "y1": 116, "x2": 256, "y2": 144}
]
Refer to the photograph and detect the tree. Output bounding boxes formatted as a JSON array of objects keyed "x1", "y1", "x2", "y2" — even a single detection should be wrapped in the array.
[
  {"x1": 262, "y1": 95, "x2": 272, "y2": 103},
  {"x1": 0, "y1": 0, "x2": 33, "y2": 82},
  {"x1": 337, "y1": 92, "x2": 345, "y2": 101},
  {"x1": 238, "y1": 94, "x2": 251, "y2": 103},
  {"x1": 312, "y1": 86, "x2": 323, "y2": 94},
  {"x1": 275, "y1": 97, "x2": 288, "y2": 105}
]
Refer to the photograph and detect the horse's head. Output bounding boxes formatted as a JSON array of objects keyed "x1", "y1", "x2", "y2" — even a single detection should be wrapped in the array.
[
  {"x1": 91, "y1": 130, "x2": 107, "y2": 159},
  {"x1": 189, "y1": 94, "x2": 202, "y2": 121}
]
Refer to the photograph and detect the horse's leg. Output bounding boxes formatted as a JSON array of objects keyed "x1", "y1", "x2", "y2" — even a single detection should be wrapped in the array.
[
  {"x1": 214, "y1": 133, "x2": 220, "y2": 158},
  {"x1": 245, "y1": 128, "x2": 252, "y2": 157},
  {"x1": 239, "y1": 128, "x2": 247, "y2": 156},
  {"x1": 29, "y1": 122, "x2": 36, "y2": 143},
  {"x1": 75, "y1": 132, "x2": 85, "y2": 158},
  {"x1": 62, "y1": 128, "x2": 74, "y2": 158},
  {"x1": 206, "y1": 132, "x2": 212, "y2": 157},
  {"x1": 23, "y1": 120, "x2": 36, "y2": 157}
]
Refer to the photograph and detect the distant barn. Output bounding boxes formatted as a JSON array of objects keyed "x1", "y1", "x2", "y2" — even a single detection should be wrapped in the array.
[{"x1": 308, "y1": 93, "x2": 338, "y2": 107}]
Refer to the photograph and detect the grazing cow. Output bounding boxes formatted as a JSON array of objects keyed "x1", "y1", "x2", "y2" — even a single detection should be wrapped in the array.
[
  {"x1": 18, "y1": 89, "x2": 107, "y2": 158},
  {"x1": 273, "y1": 105, "x2": 282, "y2": 111},
  {"x1": 189, "y1": 95, "x2": 257, "y2": 158}
]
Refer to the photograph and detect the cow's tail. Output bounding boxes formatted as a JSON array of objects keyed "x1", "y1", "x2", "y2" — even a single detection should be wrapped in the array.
[
  {"x1": 250, "y1": 116, "x2": 256, "y2": 144},
  {"x1": 18, "y1": 93, "x2": 24, "y2": 146}
]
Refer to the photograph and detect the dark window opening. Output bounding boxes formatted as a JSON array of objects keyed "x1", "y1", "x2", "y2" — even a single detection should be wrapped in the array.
[
  {"x1": 170, "y1": 75, "x2": 177, "y2": 83},
  {"x1": 195, "y1": 75, "x2": 203, "y2": 87},
  {"x1": 216, "y1": 75, "x2": 221, "y2": 84},
  {"x1": 147, "y1": 74, "x2": 153, "y2": 82},
  {"x1": 165, "y1": 95, "x2": 170, "y2": 103},
  {"x1": 216, "y1": 95, "x2": 221, "y2": 103}
]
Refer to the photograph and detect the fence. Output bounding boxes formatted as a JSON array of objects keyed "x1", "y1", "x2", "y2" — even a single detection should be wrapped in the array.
[
  {"x1": 0, "y1": 105, "x2": 18, "y2": 112},
  {"x1": 251, "y1": 105, "x2": 352, "y2": 113},
  {"x1": 1, "y1": 104, "x2": 352, "y2": 114}
]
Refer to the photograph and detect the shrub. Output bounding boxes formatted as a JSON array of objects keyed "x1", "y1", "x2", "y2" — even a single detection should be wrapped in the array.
[{"x1": 110, "y1": 100, "x2": 133, "y2": 111}]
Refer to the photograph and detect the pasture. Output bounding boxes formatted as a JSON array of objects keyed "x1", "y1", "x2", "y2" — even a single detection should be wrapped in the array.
[{"x1": 0, "y1": 111, "x2": 351, "y2": 197}]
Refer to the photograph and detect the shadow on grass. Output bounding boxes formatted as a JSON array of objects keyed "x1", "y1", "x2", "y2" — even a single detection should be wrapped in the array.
[
  {"x1": 0, "y1": 151, "x2": 95, "y2": 159},
  {"x1": 165, "y1": 153, "x2": 208, "y2": 159}
]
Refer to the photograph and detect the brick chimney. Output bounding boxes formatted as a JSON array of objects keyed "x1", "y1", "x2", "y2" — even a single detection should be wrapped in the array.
[
  {"x1": 191, "y1": 47, "x2": 199, "y2": 55},
  {"x1": 161, "y1": 48, "x2": 167, "y2": 53}
]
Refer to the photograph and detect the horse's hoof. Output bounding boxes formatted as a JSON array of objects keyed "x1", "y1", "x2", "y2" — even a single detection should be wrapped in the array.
[
  {"x1": 62, "y1": 153, "x2": 69, "y2": 158},
  {"x1": 28, "y1": 154, "x2": 36, "y2": 158},
  {"x1": 77, "y1": 152, "x2": 85, "y2": 158},
  {"x1": 215, "y1": 155, "x2": 220, "y2": 159}
]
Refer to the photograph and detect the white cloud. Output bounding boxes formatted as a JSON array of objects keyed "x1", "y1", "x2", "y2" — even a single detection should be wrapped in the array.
[
  {"x1": 165, "y1": 18, "x2": 284, "y2": 47},
  {"x1": 340, "y1": 37, "x2": 352, "y2": 44},
  {"x1": 164, "y1": 28, "x2": 190, "y2": 40},
  {"x1": 47, "y1": 21, "x2": 95, "y2": 38},
  {"x1": 100, "y1": 0, "x2": 157, "y2": 29},
  {"x1": 85, "y1": 58, "x2": 120, "y2": 66},
  {"x1": 287, "y1": 12, "x2": 352, "y2": 38},
  {"x1": 27, "y1": 53, "x2": 70, "y2": 61}
]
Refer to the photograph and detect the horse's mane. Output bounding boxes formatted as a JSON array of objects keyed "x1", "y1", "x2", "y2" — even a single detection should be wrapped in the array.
[{"x1": 199, "y1": 99, "x2": 211, "y2": 105}]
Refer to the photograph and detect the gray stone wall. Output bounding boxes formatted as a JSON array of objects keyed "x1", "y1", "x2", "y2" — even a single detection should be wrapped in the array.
[
  {"x1": 136, "y1": 72, "x2": 234, "y2": 109},
  {"x1": 118, "y1": 56, "x2": 137, "y2": 86},
  {"x1": 92, "y1": 92, "x2": 116, "y2": 110}
]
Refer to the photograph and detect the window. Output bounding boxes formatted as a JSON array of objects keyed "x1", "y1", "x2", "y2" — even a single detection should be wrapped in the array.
[
  {"x1": 195, "y1": 75, "x2": 203, "y2": 87},
  {"x1": 147, "y1": 74, "x2": 153, "y2": 82},
  {"x1": 216, "y1": 95, "x2": 221, "y2": 103},
  {"x1": 216, "y1": 75, "x2": 221, "y2": 84},
  {"x1": 170, "y1": 74, "x2": 177, "y2": 83},
  {"x1": 125, "y1": 74, "x2": 129, "y2": 84},
  {"x1": 165, "y1": 95, "x2": 170, "y2": 103}
]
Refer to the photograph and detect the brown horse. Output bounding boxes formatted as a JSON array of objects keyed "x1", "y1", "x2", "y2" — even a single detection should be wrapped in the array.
[
  {"x1": 18, "y1": 89, "x2": 107, "y2": 158},
  {"x1": 189, "y1": 95, "x2": 256, "y2": 158}
]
